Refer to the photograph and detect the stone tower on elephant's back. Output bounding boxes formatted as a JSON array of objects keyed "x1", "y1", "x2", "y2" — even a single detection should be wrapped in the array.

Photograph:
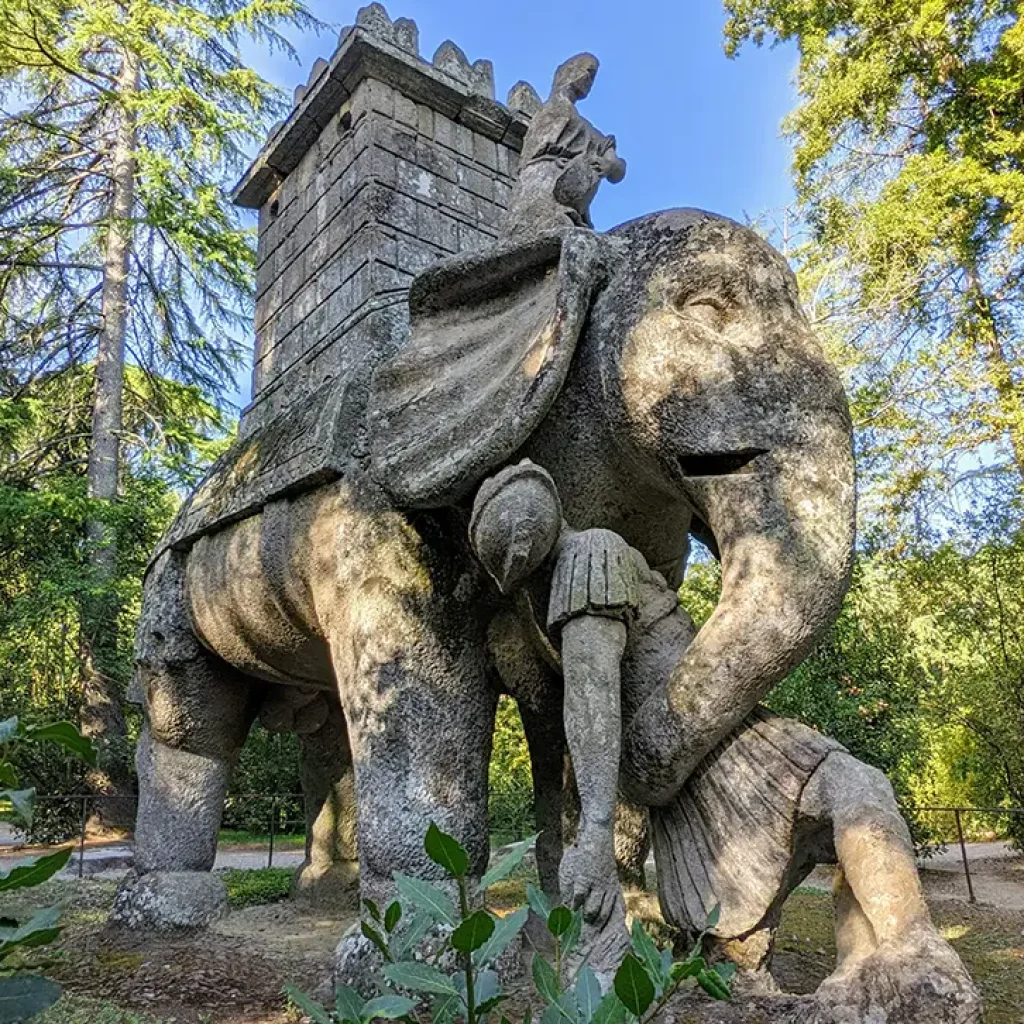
[{"x1": 166, "y1": 4, "x2": 538, "y2": 546}]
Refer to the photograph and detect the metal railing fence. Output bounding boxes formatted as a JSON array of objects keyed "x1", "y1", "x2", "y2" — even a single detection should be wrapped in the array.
[
  {"x1": 2, "y1": 795, "x2": 1022, "y2": 900},
  {"x1": 0, "y1": 793, "x2": 306, "y2": 875},
  {"x1": 905, "y1": 804, "x2": 1024, "y2": 904}
]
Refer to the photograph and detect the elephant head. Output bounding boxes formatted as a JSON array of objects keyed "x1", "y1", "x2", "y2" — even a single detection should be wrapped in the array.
[{"x1": 590, "y1": 209, "x2": 855, "y2": 805}]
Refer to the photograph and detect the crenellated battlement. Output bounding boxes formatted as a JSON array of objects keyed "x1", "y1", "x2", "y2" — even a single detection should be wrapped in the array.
[{"x1": 233, "y1": 3, "x2": 540, "y2": 209}]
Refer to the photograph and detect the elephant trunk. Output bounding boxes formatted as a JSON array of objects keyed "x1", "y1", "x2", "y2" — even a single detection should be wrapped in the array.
[{"x1": 621, "y1": 440, "x2": 855, "y2": 807}]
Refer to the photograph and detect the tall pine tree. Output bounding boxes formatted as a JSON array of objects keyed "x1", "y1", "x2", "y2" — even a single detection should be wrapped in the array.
[{"x1": 0, "y1": 0, "x2": 316, "y2": 827}]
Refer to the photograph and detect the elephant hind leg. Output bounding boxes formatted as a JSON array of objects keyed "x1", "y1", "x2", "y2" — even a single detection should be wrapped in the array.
[
  {"x1": 832, "y1": 867, "x2": 877, "y2": 971},
  {"x1": 800, "y1": 751, "x2": 930, "y2": 947},
  {"x1": 293, "y1": 695, "x2": 359, "y2": 906},
  {"x1": 615, "y1": 799, "x2": 650, "y2": 890},
  {"x1": 112, "y1": 551, "x2": 258, "y2": 930}
]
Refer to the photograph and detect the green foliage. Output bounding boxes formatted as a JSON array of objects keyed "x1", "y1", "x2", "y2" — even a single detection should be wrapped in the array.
[
  {"x1": 767, "y1": 560, "x2": 928, "y2": 798},
  {"x1": 221, "y1": 867, "x2": 294, "y2": 908},
  {"x1": 724, "y1": 0, "x2": 1024, "y2": 537},
  {"x1": 0, "y1": 469, "x2": 173, "y2": 840},
  {"x1": 0, "y1": 0, "x2": 320, "y2": 405},
  {"x1": 284, "y1": 825, "x2": 730, "y2": 1024},
  {"x1": 0, "y1": 719, "x2": 95, "y2": 1021},
  {"x1": 680, "y1": 545, "x2": 1024, "y2": 841},
  {"x1": 488, "y1": 697, "x2": 534, "y2": 845},
  {"x1": 223, "y1": 725, "x2": 302, "y2": 835}
]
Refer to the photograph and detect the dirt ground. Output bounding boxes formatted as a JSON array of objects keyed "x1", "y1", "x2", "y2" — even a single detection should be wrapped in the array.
[{"x1": 9, "y1": 851, "x2": 1024, "y2": 1024}]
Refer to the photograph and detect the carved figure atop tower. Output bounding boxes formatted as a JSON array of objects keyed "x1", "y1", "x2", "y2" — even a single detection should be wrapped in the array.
[{"x1": 502, "y1": 52, "x2": 626, "y2": 236}]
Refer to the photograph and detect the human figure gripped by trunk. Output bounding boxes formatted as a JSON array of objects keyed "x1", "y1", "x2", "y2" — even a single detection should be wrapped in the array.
[{"x1": 468, "y1": 459, "x2": 981, "y2": 1020}]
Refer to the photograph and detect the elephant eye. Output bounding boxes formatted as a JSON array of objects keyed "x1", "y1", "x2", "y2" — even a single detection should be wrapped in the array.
[{"x1": 676, "y1": 294, "x2": 729, "y2": 332}]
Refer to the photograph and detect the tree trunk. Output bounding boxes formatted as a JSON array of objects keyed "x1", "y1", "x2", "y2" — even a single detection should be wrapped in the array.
[{"x1": 81, "y1": 50, "x2": 139, "y2": 833}]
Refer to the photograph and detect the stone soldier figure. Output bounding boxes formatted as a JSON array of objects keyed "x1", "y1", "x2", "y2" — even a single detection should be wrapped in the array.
[
  {"x1": 501, "y1": 52, "x2": 626, "y2": 236},
  {"x1": 469, "y1": 459, "x2": 979, "y2": 1019}
]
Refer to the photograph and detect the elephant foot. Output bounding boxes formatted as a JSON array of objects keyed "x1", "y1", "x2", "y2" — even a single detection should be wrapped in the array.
[
  {"x1": 292, "y1": 859, "x2": 359, "y2": 910},
  {"x1": 813, "y1": 927, "x2": 982, "y2": 1023},
  {"x1": 109, "y1": 870, "x2": 227, "y2": 931}
]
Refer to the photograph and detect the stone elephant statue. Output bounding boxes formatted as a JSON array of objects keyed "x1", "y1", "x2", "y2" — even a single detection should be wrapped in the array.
[{"x1": 113, "y1": 209, "x2": 855, "y2": 936}]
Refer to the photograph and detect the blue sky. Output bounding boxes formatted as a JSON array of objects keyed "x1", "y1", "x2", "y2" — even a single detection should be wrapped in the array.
[{"x1": 235, "y1": 0, "x2": 800, "y2": 402}]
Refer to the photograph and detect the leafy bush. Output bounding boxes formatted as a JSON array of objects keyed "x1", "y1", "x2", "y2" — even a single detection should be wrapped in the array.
[
  {"x1": 224, "y1": 725, "x2": 303, "y2": 835},
  {"x1": 284, "y1": 823, "x2": 731, "y2": 1024},
  {"x1": 222, "y1": 867, "x2": 295, "y2": 908},
  {"x1": 0, "y1": 716, "x2": 97, "y2": 1020}
]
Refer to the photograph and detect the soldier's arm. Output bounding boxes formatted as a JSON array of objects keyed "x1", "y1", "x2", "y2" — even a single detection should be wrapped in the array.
[{"x1": 549, "y1": 528, "x2": 638, "y2": 920}]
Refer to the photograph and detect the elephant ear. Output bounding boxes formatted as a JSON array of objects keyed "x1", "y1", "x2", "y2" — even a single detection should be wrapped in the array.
[{"x1": 368, "y1": 229, "x2": 606, "y2": 508}]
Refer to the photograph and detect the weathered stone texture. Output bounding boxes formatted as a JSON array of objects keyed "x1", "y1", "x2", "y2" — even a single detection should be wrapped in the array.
[{"x1": 244, "y1": 70, "x2": 523, "y2": 440}]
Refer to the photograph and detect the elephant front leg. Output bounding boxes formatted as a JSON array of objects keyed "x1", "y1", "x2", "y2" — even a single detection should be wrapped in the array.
[
  {"x1": 329, "y1": 578, "x2": 496, "y2": 990},
  {"x1": 111, "y1": 551, "x2": 256, "y2": 931}
]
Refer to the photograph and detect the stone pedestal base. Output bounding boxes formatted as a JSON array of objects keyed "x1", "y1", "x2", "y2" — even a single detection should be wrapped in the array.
[
  {"x1": 110, "y1": 871, "x2": 227, "y2": 931},
  {"x1": 333, "y1": 926, "x2": 382, "y2": 998}
]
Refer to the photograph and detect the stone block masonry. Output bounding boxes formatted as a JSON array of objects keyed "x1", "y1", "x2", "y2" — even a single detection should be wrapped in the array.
[{"x1": 234, "y1": 2, "x2": 537, "y2": 440}]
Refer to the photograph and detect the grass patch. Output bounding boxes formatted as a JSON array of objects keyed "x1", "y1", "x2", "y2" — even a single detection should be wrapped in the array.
[
  {"x1": 218, "y1": 829, "x2": 305, "y2": 849},
  {"x1": 221, "y1": 866, "x2": 296, "y2": 908}
]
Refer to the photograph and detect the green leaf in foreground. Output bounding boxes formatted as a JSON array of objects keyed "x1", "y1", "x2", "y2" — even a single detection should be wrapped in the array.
[
  {"x1": 451, "y1": 909, "x2": 495, "y2": 953},
  {"x1": 630, "y1": 919, "x2": 665, "y2": 987},
  {"x1": 0, "y1": 973, "x2": 62, "y2": 1024},
  {"x1": 531, "y1": 953, "x2": 560, "y2": 1004},
  {"x1": 335, "y1": 983, "x2": 365, "y2": 1024},
  {"x1": 696, "y1": 967, "x2": 731, "y2": 1001},
  {"x1": 361, "y1": 920, "x2": 392, "y2": 962},
  {"x1": 575, "y1": 965, "x2": 602, "y2": 1022},
  {"x1": 384, "y1": 900, "x2": 402, "y2": 933},
  {"x1": 526, "y1": 884, "x2": 552, "y2": 921},
  {"x1": 476, "y1": 834, "x2": 538, "y2": 893},
  {"x1": 25, "y1": 722, "x2": 97, "y2": 766},
  {"x1": 1, "y1": 789, "x2": 34, "y2": 826},
  {"x1": 473, "y1": 906, "x2": 528, "y2": 966},
  {"x1": 0, "y1": 905, "x2": 62, "y2": 958},
  {"x1": 591, "y1": 992, "x2": 626, "y2": 1024},
  {"x1": 546, "y1": 906, "x2": 573, "y2": 938},
  {"x1": 283, "y1": 983, "x2": 333, "y2": 1024},
  {"x1": 383, "y1": 960, "x2": 459, "y2": 996},
  {"x1": 394, "y1": 872, "x2": 458, "y2": 926},
  {"x1": 361, "y1": 994, "x2": 419, "y2": 1020},
  {"x1": 613, "y1": 953, "x2": 655, "y2": 1017},
  {"x1": 0, "y1": 847, "x2": 71, "y2": 893},
  {"x1": 424, "y1": 823, "x2": 470, "y2": 878}
]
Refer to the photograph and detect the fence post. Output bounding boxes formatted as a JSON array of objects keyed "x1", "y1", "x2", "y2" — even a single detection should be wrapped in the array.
[
  {"x1": 953, "y1": 809, "x2": 976, "y2": 904},
  {"x1": 267, "y1": 795, "x2": 277, "y2": 870},
  {"x1": 77, "y1": 795, "x2": 88, "y2": 880}
]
